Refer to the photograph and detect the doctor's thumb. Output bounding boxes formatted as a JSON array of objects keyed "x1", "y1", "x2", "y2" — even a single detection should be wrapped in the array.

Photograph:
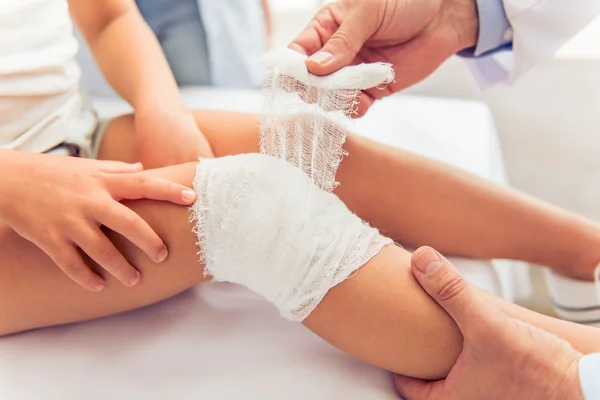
[
  {"x1": 411, "y1": 247, "x2": 491, "y2": 333},
  {"x1": 305, "y1": 17, "x2": 372, "y2": 76}
]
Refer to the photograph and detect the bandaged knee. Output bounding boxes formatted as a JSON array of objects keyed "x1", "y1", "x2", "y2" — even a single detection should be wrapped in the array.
[
  {"x1": 192, "y1": 154, "x2": 391, "y2": 321},
  {"x1": 190, "y1": 49, "x2": 395, "y2": 322}
]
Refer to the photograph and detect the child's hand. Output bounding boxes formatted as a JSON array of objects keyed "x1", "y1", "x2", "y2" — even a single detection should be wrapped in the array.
[
  {"x1": 134, "y1": 106, "x2": 213, "y2": 168},
  {"x1": 0, "y1": 151, "x2": 197, "y2": 291}
]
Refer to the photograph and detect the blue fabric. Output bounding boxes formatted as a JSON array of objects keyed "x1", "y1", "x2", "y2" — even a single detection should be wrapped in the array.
[
  {"x1": 459, "y1": 0, "x2": 513, "y2": 58},
  {"x1": 136, "y1": 0, "x2": 211, "y2": 86},
  {"x1": 136, "y1": 0, "x2": 265, "y2": 88}
]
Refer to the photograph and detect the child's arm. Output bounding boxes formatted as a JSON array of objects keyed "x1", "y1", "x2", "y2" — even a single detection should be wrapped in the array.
[{"x1": 68, "y1": 0, "x2": 213, "y2": 167}]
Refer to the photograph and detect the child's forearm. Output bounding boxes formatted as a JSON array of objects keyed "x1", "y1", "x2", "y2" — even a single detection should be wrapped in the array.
[
  {"x1": 69, "y1": 0, "x2": 183, "y2": 111},
  {"x1": 304, "y1": 245, "x2": 600, "y2": 380}
]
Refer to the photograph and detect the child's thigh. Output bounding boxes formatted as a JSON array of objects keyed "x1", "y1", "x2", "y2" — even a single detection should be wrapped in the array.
[{"x1": 0, "y1": 163, "x2": 205, "y2": 336}]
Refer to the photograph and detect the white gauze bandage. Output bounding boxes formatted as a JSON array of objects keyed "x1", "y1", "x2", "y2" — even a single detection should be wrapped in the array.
[
  {"x1": 193, "y1": 154, "x2": 391, "y2": 321},
  {"x1": 260, "y1": 48, "x2": 395, "y2": 192},
  {"x1": 191, "y1": 48, "x2": 395, "y2": 322}
]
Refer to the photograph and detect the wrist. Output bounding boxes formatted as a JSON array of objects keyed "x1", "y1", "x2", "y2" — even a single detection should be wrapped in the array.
[
  {"x1": 135, "y1": 96, "x2": 187, "y2": 116},
  {"x1": 445, "y1": 0, "x2": 479, "y2": 51}
]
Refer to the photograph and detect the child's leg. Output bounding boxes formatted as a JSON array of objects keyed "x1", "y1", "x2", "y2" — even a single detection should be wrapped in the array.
[
  {"x1": 305, "y1": 244, "x2": 600, "y2": 379},
  {"x1": 1, "y1": 159, "x2": 598, "y2": 381},
  {"x1": 170, "y1": 110, "x2": 599, "y2": 281},
  {"x1": 0, "y1": 159, "x2": 464, "y2": 379}
]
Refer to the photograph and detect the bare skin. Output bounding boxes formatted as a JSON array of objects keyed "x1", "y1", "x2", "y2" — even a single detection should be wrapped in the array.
[
  {"x1": 70, "y1": 0, "x2": 213, "y2": 168},
  {"x1": 394, "y1": 248, "x2": 585, "y2": 400},
  {"x1": 178, "y1": 111, "x2": 600, "y2": 281},
  {"x1": 1, "y1": 111, "x2": 600, "y2": 381}
]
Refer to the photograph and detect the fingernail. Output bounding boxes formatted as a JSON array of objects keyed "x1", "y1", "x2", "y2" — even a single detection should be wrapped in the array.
[
  {"x1": 308, "y1": 51, "x2": 332, "y2": 64},
  {"x1": 128, "y1": 271, "x2": 141, "y2": 286},
  {"x1": 413, "y1": 248, "x2": 443, "y2": 275},
  {"x1": 156, "y1": 247, "x2": 168, "y2": 263},
  {"x1": 182, "y1": 189, "x2": 196, "y2": 202},
  {"x1": 93, "y1": 282, "x2": 105, "y2": 292}
]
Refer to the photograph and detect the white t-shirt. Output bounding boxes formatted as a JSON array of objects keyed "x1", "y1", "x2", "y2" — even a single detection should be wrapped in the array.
[{"x1": 0, "y1": 0, "x2": 81, "y2": 153}]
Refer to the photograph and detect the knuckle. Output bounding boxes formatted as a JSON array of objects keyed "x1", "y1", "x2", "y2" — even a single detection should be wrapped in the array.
[
  {"x1": 160, "y1": 179, "x2": 176, "y2": 193},
  {"x1": 85, "y1": 197, "x2": 109, "y2": 215},
  {"x1": 134, "y1": 173, "x2": 149, "y2": 186},
  {"x1": 435, "y1": 272, "x2": 467, "y2": 303},
  {"x1": 97, "y1": 245, "x2": 117, "y2": 263},
  {"x1": 122, "y1": 211, "x2": 140, "y2": 229},
  {"x1": 65, "y1": 214, "x2": 85, "y2": 230},
  {"x1": 330, "y1": 30, "x2": 356, "y2": 52},
  {"x1": 90, "y1": 171, "x2": 106, "y2": 184},
  {"x1": 62, "y1": 260, "x2": 85, "y2": 276},
  {"x1": 43, "y1": 229, "x2": 63, "y2": 246}
]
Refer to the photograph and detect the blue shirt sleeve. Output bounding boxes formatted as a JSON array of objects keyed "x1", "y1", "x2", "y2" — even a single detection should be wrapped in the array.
[{"x1": 459, "y1": 0, "x2": 513, "y2": 58}]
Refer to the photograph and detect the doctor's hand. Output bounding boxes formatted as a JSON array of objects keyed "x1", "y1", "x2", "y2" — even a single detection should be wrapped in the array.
[
  {"x1": 289, "y1": 0, "x2": 479, "y2": 116},
  {"x1": 394, "y1": 246, "x2": 584, "y2": 400},
  {"x1": 0, "y1": 150, "x2": 197, "y2": 292}
]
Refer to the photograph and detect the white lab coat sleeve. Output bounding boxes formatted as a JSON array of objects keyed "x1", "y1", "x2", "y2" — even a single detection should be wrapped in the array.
[
  {"x1": 579, "y1": 353, "x2": 600, "y2": 400},
  {"x1": 197, "y1": 0, "x2": 266, "y2": 88},
  {"x1": 465, "y1": 0, "x2": 600, "y2": 88}
]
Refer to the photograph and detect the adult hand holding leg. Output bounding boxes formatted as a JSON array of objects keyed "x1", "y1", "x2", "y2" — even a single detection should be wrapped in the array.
[{"x1": 394, "y1": 246, "x2": 585, "y2": 400}]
